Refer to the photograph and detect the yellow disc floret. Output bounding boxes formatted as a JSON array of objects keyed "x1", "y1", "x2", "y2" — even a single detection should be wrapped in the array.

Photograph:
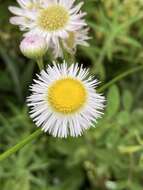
[
  {"x1": 48, "y1": 78, "x2": 87, "y2": 114},
  {"x1": 38, "y1": 5, "x2": 69, "y2": 31}
]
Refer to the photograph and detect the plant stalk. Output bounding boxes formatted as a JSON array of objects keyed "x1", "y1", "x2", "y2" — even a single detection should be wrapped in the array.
[
  {"x1": 97, "y1": 65, "x2": 143, "y2": 93},
  {"x1": 0, "y1": 129, "x2": 42, "y2": 162}
]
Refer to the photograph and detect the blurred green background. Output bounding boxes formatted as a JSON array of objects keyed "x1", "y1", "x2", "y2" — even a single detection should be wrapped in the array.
[{"x1": 1, "y1": 0, "x2": 143, "y2": 189}]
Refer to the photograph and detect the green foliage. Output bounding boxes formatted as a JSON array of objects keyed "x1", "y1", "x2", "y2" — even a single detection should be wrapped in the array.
[
  {"x1": 106, "y1": 85, "x2": 120, "y2": 117},
  {"x1": 0, "y1": 0, "x2": 143, "y2": 189}
]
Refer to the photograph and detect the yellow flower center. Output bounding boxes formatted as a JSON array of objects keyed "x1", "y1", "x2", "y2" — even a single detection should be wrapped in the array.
[
  {"x1": 65, "y1": 32, "x2": 75, "y2": 49},
  {"x1": 48, "y1": 78, "x2": 87, "y2": 114},
  {"x1": 38, "y1": 5, "x2": 69, "y2": 31}
]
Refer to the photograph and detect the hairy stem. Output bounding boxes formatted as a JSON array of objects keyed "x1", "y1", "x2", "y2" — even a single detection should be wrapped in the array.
[
  {"x1": 0, "y1": 129, "x2": 42, "y2": 162},
  {"x1": 97, "y1": 65, "x2": 143, "y2": 93}
]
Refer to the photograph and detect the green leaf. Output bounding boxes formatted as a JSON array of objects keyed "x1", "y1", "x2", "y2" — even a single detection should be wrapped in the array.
[
  {"x1": 118, "y1": 145, "x2": 142, "y2": 154},
  {"x1": 123, "y1": 90, "x2": 133, "y2": 111},
  {"x1": 106, "y1": 85, "x2": 120, "y2": 118},
  {"x1": 117, "y1": 111, "x2": 130, "y2": 125}
]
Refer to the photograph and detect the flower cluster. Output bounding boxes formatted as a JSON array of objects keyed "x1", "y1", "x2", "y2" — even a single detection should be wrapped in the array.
[{"x1": 9, "y1": 0, "x2": 105, "y2": 138}]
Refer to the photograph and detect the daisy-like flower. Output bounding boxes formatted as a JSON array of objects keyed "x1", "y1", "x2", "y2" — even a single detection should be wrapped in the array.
[
  {"x1": 9, "y1": 0, "x2": 88, "y2": 57},
  {"x1": 63, "y1": 28, "x2": 90, "y2": 55},
  {"x1": 20, "y1": 35, "x2": 47, "y2": 59},
  {"x1": 27, "y1": 62, "x2": 105, "y2": 138}
]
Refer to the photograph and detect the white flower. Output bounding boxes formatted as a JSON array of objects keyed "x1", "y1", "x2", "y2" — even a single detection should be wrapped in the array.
[
  {"x1": 63, "y1": 28, "x2": 90, "y2": 55},
  {"x1": 27, "y1": 62, "x2": 105, "y2": 138},
  {"x1": 9, "y1": 0, "x2": 88, "y2": 57},
  {"x1": 20, "y1": 35, "x2": 47, "y2": 59}
]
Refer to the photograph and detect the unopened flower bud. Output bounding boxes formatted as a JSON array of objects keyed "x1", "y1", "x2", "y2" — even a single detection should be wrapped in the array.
[{"x1": 20, "y1": 35, "x2": 47, "y2": 59}]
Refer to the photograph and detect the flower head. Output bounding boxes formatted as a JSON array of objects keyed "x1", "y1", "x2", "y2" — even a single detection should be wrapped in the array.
[
  {"x1": 9, "y1": 0, "x2": 89, "y2": 58},
  {"x1": 20, "y1": 35, "x2": 47, "y2": 59},
  {"x1": 27, "y1": 62, "x2": 105, "y2": 138}
]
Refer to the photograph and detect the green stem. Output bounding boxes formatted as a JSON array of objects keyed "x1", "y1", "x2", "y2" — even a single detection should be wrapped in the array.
[
  {"x1": 0, "y1": 65, "x2": 143, "y2": 162},
  {"x1": 37, "y1": 57, "x2": 44, "y2": 70},
  {"x1": 60, "y1": 40, "x2": 74, "y2": 64},
  {"x1": 0, "y1": 55, "x2": 44, "y2": 163},
  {"x1": 97, "y1": 65, "x2": 143, "y2": 93},
  {"x1": 0, "y1": 129, "x2": 42, "y2": 162}
]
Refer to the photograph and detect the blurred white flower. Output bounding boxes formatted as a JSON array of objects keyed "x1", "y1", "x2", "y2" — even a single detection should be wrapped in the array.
[
  {"x1": 20, "y1": 35, "x2": 47, "y2": 59},
  {"x1": 9, "y1": 0, "x2": 89, "y2": 58},
  {"x1": 27, "y1": 62, "x2": 105, "y2": 138},
  {"x1": 62, "y1": 28, "x2": 90, "y2": 55}
]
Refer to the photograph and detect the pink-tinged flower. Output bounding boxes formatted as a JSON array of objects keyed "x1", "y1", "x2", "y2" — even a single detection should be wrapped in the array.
[{"x1": 20, "y1": 35, "x2": 47, "y2": 59}]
